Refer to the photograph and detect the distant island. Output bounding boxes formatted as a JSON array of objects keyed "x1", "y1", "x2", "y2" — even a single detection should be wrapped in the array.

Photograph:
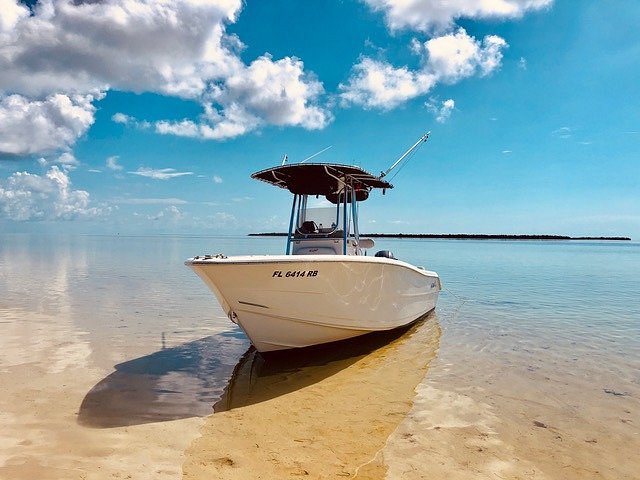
[{"x1": 249, "y1": 233, "x2": 631, "y2": 241}]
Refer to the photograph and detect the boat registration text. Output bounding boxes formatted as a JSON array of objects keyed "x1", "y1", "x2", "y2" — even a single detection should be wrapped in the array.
[{"x1": 272, "y1": 270, "x2": 318, "y2": 278}]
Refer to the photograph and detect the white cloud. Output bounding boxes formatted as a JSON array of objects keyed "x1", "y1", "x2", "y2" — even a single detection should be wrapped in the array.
[
  {"x1": 340, "y1": 0, "x2": 548, "y2": 111},
  {"x1": 340, "y1": 28, "x2": 507, "y2": 109},
  {"x1": 155, "y1": 119, "x2": 201, "y2": 138},
  {"x1": 364, "y1": 0, "x2": 553, "y2": 33},
  {"x1": 426, "y1": 98, "x2": 455, "y2": 123},
  {"x1": 37, "y1": 151, "x2": 80, "y2": 169},
  {"x1": 149, "y1": 205, "x2": 184, "y2": 221},
  {"x1": 339, "y1": 58, "x2": 435, "y2": 110},
  {"x1": 0, "y1": 0, "x2": 242, "y2": 98},
  {"x1": 129, "y1": 167, "x2": 193, "y2": 180},
  {"x1": 106, "y1": 156, "x2": 124, "y2": 171},
  {"x1": 155, "y1": 55, "x2": 330, "y2": 139},
  {"x1": 0, "y1": 0, "x2": 29, "y2": 36},
  {"x1": 112, "y1": 113, "x2": 132, "y2": 124},
  {"x1": 217, "y1": 55, "x2": 328, "y2": 129},
  {"x1": 0, "y1": 93, "x2": 99, "y2": 155},
  {"x1": 57, "y1": 152, "x2": 79, "y2": 167},
  {"x1": 213, "y1": 175, "x2": 223, "y2": 184},
  {"x1": 112, "y1": 113, "x2": 151, "y2": 130},
  {"x1": 0, "y1": 166, "x2": 101, "y2": 220},
  {"x1": 423, "y1": 29, "x2": 507, "y2": 82},
  {"x1": 0, "y1": 0, "x2": 328, "y2": 155}
]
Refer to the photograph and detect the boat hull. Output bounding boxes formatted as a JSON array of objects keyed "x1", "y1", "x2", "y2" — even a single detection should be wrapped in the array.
[{"x1": 186, "y1": 255, "x2": 440, "y2": 352}]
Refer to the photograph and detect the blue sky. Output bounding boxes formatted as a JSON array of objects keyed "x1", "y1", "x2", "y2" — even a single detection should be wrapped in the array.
[{"x1": 0, "y1": 0, "x2": 638, "y2": 238}]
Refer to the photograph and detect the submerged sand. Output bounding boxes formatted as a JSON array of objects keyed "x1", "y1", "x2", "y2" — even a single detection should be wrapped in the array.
[
  {"x1": 184, "y1": 313, "x2": 639, "y2": 480},
  {"x1": 0, "y1": 307, "x2": 205, "y2": 480},
  {"x1": 1, "y1": 304, "x2": 638, "y2": 480},
  {"x1": 382, "y1": 338, "x2": 640, "y2": 480},
  {"x1": 183, "y1": 317, "x2": 442, "y2": 479}
]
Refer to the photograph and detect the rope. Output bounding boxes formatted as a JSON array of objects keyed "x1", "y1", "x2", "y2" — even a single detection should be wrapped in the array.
[
  {"x1": 442, "y1": 285, "x2": 470, "y2": 323},
  {"x1": 388, "y1": 147, "x2": 418, "y2": 182}
]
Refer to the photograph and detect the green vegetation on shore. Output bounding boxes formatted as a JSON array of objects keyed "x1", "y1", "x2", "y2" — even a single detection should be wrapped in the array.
[{"x1": 249, "y1": 233, "x2": 631, "y2": 241}]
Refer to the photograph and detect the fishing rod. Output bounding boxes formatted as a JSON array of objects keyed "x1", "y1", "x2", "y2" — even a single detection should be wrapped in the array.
[
  {"x1": 300, "y1": 145, "x2": 332, "y2": 163},
  {"x1": 380, "y1": 131, "x2": 430, "y2": 179},
  {"x1": 281, "y1": 145, "x2": 333, "y2": 165}
]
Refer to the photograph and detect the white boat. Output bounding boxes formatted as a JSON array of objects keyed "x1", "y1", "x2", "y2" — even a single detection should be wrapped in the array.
[{"x1": 186, "y1": 134, "x2": 441, "y2": 352}]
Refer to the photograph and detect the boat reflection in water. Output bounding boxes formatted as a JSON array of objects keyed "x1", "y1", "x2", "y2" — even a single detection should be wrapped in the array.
[
  {"x1": 214, "y1": 314, "x2": 435, "y2": 413},
  {"x1": 78, "y1": 313, "x2": 438, "y2": 428},
  {"x1": 184, "y1": 313, "x2": 440, "y2": 479}
]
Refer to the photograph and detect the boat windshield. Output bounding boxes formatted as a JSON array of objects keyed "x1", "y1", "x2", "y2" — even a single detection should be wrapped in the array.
[{"x1": 297, "y1": 205, "x2": 344, "y2": 236}]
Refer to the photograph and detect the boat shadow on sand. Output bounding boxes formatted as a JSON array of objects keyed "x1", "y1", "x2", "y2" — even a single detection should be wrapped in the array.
[{"x1": 78, "y1": 320, "x2": 426, "y2": 428}]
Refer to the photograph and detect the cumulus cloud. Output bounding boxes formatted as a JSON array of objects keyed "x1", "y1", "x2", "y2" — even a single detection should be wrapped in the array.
[
  {"x1": 339, "y1": 0, "x2": 549, "y2": 110},
  {"x1": 423, "y1": 29, "x2": 507, "y2": 82},
  {"x1": 0, "y1": 93, "x2": 99, "y2": 155},
  {"x1": 217, "y1": 55, "x2": 328, "y2": 129},
  {"x1": 340, "y1": 29, "x2": 507, "y2": 109},
  {"x1": 155, "y1": 55, "x2": 329, "y2": 139},
  {"x1": 364, "y1": 0, "x2": 553, "y2": 33},
  {"x1": 112, "y1": 113, "x2": 131, "y2": 124},
  {"x1": 213, "y1": 175, "x2": 223, "y2": 183},
  {"x1": 0, "y1": 0, "x2": 328, "y2": 155},
  {"x1": 0, "y1": 0, "x2": 29, "y2": 35},
  {"x1": 339, "y1": 58, "x2": 435, "y2": 110},
  {"x1": 0, "y1": 0, "x2": 242, "y2": 98},
  {"x1": 0, "y1": 166, "x2": 101, "y2": 220},
  {"x1": 129, "y1": 167, "x2": 193, "y2": 180},
  {"x1": 426, "y1": 98, "x2": 455, "y2": 123}
]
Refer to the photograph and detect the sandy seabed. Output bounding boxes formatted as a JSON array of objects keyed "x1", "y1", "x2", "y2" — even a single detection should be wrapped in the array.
[
  {"x1": 1, "y1": 306, "x2": 638, "y2": 480},
  {"x1": 0, "y1": 307, "x2": 202, "y2": 480}
]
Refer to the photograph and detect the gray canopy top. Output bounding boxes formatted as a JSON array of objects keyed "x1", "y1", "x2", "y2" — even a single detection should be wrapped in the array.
[{"x1": 251, "y1": 163, "x2": 393, "y2": 202}]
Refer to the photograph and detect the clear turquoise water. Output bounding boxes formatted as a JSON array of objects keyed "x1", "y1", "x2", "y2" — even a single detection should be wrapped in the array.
[{"x1": 1, "y1": 234, "x2": 638, "y2": 424}]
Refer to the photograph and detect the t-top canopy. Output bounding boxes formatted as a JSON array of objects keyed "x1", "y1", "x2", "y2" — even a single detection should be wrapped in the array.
[{"x1": 251, "y1": 163, "x2": 393, "y2": 200}]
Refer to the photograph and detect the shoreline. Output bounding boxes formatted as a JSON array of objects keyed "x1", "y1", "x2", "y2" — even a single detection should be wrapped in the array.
[{"x1": 249, "y1": 233, "x2": 632, "y2": 241}]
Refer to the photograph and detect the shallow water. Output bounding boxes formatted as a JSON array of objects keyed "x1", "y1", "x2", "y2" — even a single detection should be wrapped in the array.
[{"x1": 1, "y1": 234, "x2": 638, "y2": 478}]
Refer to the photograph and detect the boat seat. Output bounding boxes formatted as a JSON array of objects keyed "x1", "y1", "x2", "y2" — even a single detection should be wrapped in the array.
[{"x1": 299, "y1": 221, "x2": 319, "y2": 234}]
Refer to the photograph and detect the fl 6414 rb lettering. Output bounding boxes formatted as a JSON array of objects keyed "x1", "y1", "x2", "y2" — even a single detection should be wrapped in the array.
[{"x1": 272, "y1": 270, "x2": 318, "y2": 278}]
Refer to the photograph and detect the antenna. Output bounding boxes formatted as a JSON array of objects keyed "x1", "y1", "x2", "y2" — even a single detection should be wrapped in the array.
[
  {"x1": 380, "y1": 131, "x2": 430, "y2": 178},
  {"x1": 300, "y1": 145, "x2": 332, "y2": 163},
  {"x1": 281, "y1": 154, "x2": 288, "y2": 166}
]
